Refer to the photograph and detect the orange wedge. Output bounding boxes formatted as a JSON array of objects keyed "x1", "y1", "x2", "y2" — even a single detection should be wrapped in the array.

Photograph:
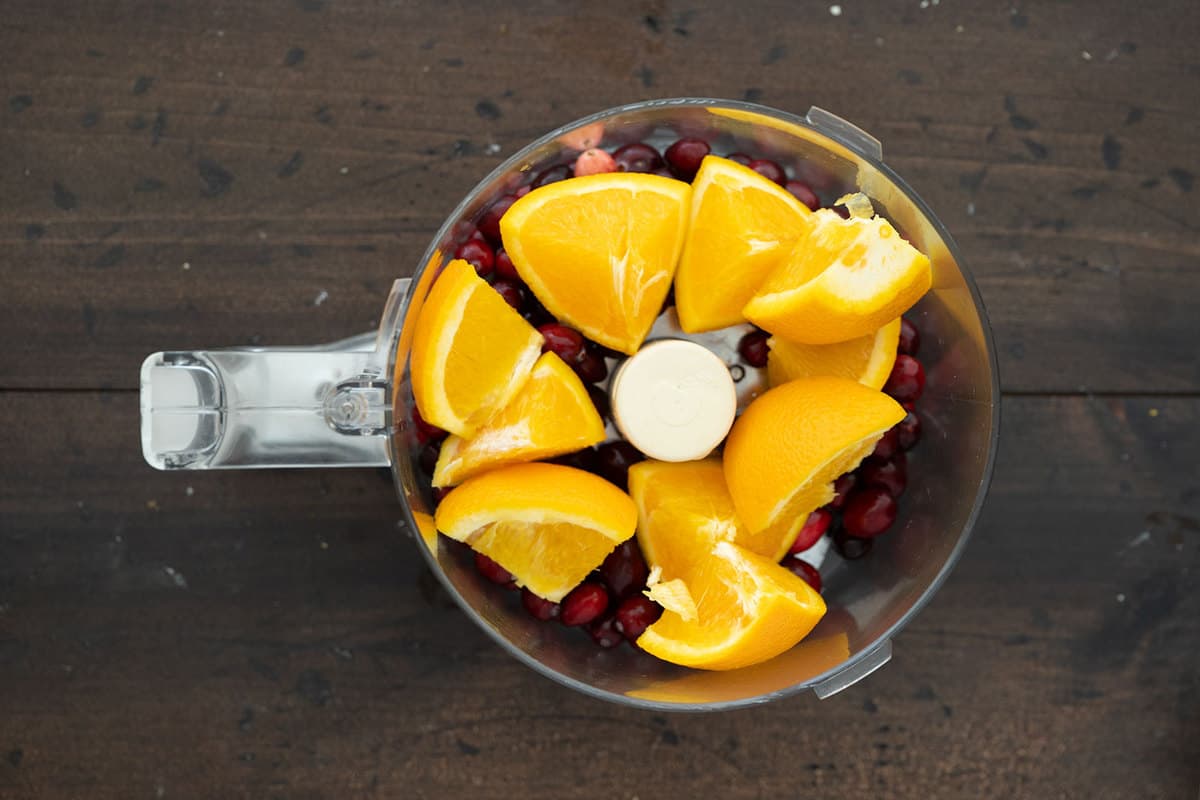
[
  {"x1": 766, "y1": 318, "x2": 901, "y2": 390},
  {"x1": 410, "y1": 259, "x2": 544, "y2": 437},
  {"x1": 674, "y1": 155, "x2": 814, "y2": 333},
  {"x1": 432, "y1": 352, "x2": 605, "y2": 487},
  {"x1": 500, "y1": 173, "x2": 691, "y2": 355},
  {"x1": 628, "y1": 459, "x2": 746, "y2": 571},
  {"x1": 723, "y1": 377, "x2": 905, "y2": 560},
  {"x1": 744, "y1": 208, "x2": 931, "y2": 344},
  {"x1": 434, "y1": 462, "x2": 636, "y2": 602}
]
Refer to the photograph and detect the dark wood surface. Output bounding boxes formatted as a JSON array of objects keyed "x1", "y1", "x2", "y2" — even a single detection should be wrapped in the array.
[{"x1": 2, "y1": 1, "x2": 1197, "y2": 798}]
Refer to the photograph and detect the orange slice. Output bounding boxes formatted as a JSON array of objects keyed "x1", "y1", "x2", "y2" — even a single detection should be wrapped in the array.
[
  {"x1": 723, "y1": 376, "x2": 905, "y2": 560},
  {"x1": 410, "y1": 259, "x2": 544, "y2": 437},
  {"x1": 432, "y1": 351, "x2": 605, "y2": 487},
  {"x1": 743, "y1": 208, "x2": 931, "y2": 344},
  {"x1": 500, "y1": 173, "x2": 691, "y2": 355},
  {"x1": 766, "y1": 318, "x2": 901, "y2": 390},
  {"x1": 434, "y1": 462, "x2": 636, "y2": 602},
  {"x1": 674, "y1": 155, "x2": 814, "y2": 333}
]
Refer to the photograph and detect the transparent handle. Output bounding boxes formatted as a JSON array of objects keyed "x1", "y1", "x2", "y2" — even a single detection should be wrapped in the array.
[{"x1": 140, "y1": 279, "x2": 410, "y2": 470}]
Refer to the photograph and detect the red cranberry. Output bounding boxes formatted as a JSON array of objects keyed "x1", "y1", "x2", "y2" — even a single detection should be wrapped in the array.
[
  {"x1": 748, "y1": 158, "x2": 786, "y2": 185},
  {"x1": 784, "y1": 558, "x2": 823, "y2": 592},
  {"x1": 574, "y1": 148, "x2": 617, "y2": 176},
  {"x1": 534, "y1": 163, "x2": 573, "y2": 187},
  {"x1": 829, "y1": 473, "x2": 857, "y2": 510},
  {"x1": 831, "y1": 204, "x2": 850, "y2": 219},
  {"x1": 872, "y1": 428, "x2": 901, "y2": 460},
  {"x1": 599, "y1": 541, "x2": 649, "y2": 600},
  {"x1": 412, "y1": 406, "x2": 447, "y2": 444},
  {"x1": 738, "y1": 330, "x2": 770, "y2": 368},
  {"x1": 884, "y1": 354, "x2": 926, "y2": 403},
  {"x1": 419, "y1": 441, "x2": 441, "y2": 475},
  {"x1": 560, "y1": 582, "x2": 609, "y2": 626},
  {"x1": 588, "y1": 614, "x2": 624, "y2": 648},
  {"x1": 521, "y1": 295, "x2": 554, "y2": 327},
  {"x1": 492, "y1": 279, "x2": 525, "y2": 311},
  {"x1": 898, "y1": 317, "x2": 921, "y2": 356},
  {"x1": 455, "y1": 238, "x2": 494, "y2": 279},
  {"x1": 478, "y1": 195, "x2": 517, "y2": 244},
  {"x1": 521, "y1": 588, "x2": 560, "y2": 621},
  {"x1": 615, "y1": 595, "x2": 662, "y2": 641},
  {"x1": 833, "y1": 528, "x2": 873, "y2": 560},
  {"x1": 664, "y1": 138, "x2": 711, "y2": 180},
  {"x1": 538, "y1": 323, "x2": 585, "y2": 363},
  {"x1": 785, "y1": 180, "x2": 820, "y2": 211},
  {"x1": 493, "y1": 248, "x2": 520, "y2": 281},
  {"x1": 587, "y1": 384, "x2": 611, "y2": 421},
  {"x1": 897, "y1": 406, "x2": 922, "y2": 450},
  {"x1": 475, "y1": 552, "x2": 515, "y2": 585},
  {"x1": 572, "y1": 350, "x2": 608, "y2": 384},
  {"x1": 859, "y1": 453, "x2": 907, "y2": 497},
  {"x1": 595, "y1": 441, "x2": 643, "y2": 491},
  {"x1": 546, "y1": 448, "x2": 598, "y2": 473},
  {"x1": 514, "y1": 184, "x2": 532, "y2": 198},
  {"x1": 790, "y1": 508, "x2": 832, "y2": 554},
  {"x1": 613, "y1": 142, "x2": 664, "y2": 173},
  {"x1": 842, "y1": 487, "x2": 898, "y2": 539},
  {"x1": 726, "y1": 152, "x2": 753, "y2": 166}
]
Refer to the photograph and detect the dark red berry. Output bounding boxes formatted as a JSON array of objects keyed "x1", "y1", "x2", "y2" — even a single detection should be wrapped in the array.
[
  {"x1": 784, "y1": 558, "x2": 823, "y2": 592},
  {"x1": 455, "y1": 238, "x2": 494, "y2": 279},
  {"x1": 859, "y1": 453, "x2": 907, "y2": 498},
  {"x1": 898, "y1": 317, "x2": 920, "y2": 356},
  {"x1": 494, "y1": 248, "x2": 520, "y2": 281},
  {"x1": 475, "y1": 552, "x2": 514, "y2": 585},
  {"x1": 595, "y1": 440, "x2": 643, "y2": 491},
  {"x1": 546, "y1": 448, "x2": 598, "y2": 473},
  {"x1": 492, "y1": 279, "x2": 525, "y2": 311},
  {"x1": 419, "y1": 441, "x2": 441, "y2": 475},
  {"x1": 431, "y1": 486, "x2": 452, "y2": 505},
  {"x1": 748, "y1": 158, "x2": 786, "y2": 185},
  {"x1": 588, "y1": 614, "x2": 624, "y2": 648},
  {"x1": 572, "y1": 350, "x2": 608, "y2": 384},
  {"x1": 738, "y1": 330, "x2": 770, "y2": 368},
  {"x1": 829, "y1": 473, "x2": 857, "y2": 510},
  {"x1": 726, "y1": 152, "x2": 753, "y2": 166},
  {"x1": 587, "y1": 384, "x2": 611, "y2": 421},
  {"x1": 884, "y1": 354, "x2": 926, "y2": 403},
  {"x1": 831, "y1": 204, "x2": 850, "y2": 219},
  {"x1": 785, "y1": 180, "x2": 820, "y2": 211},
  {"x1": 790, "y1": 508, "x2": 833, "y2": 554},
  {"x1": 896, "y1": 406, "x2": 922, "y2": 450},
  {"x1": 412, "y1": 405, "x2": 447, "y2": 444},
  {"x1": 521, "y1": 295, "x2": 554, "y2": 327},
  {"x1": 560, "y1": 582, "x2": 609, "y2": 626},
  {"x1": 534, "y1": 163, "x2": 573, "y2": 187},
  {"x1": 478, "y1": 195, "x2": 517, "y2": 244},
  {"x1": 833, "y1": 528, "x2": 873, "y2": 560},
  {"x1": 842, "y1": 487, "x2": 898, "y2": 538},
  {"x1": 538, "y1": 323, "x2": 585, "y2": 363},
  {"x1": 521, "y1": 588, "x2": 560, "y2": 621},
  {"x1": 514, "y1": 184, "x2": 532, "y2": 198},
  {"x1": 599, "y1": 541, "x2": 649, "y2": 600},
  {"x1": 664, "y1": 137, "x2": 711, "y2": 180},
  {"x1": 614, "y1": 595, "x2": 662, "y2": 641},
  {"x1": 872, "y1": 428, "x2": 901, "y2": 460},
  {"x1": 613, "y1": 142, "x2": 664, "y2": 173}
]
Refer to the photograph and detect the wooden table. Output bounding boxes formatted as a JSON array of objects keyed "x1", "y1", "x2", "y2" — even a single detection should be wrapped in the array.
[{"x1": 2, "y1": 1, "x2": 1197, "y2": 797}]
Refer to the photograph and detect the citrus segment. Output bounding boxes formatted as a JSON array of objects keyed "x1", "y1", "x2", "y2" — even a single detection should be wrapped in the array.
[
  {"x1": 628, "y1": 459, "x2": 746, "y2": 570},
  {"x1": 674, "y1": 155, "x2": 814, "y2": 333},
  {"x1": 434, "y1": 463, "x2": 636, "y2": 602},
  {"x1": 500, "y1": 173, "x2": 691, "y2": 354},
  {"x1": 410, "y1": 259, "x2": 544, "y2": 437},
  {"x1": 432, "y1": 352, "x2": 605, "y2": 487},
  {"x1": 766, "y1": 318, "x2": 901, "y2": 390},
  {"x1": 723, "y1": 377, "x2": 905, "y2": 560},
  {"x1": 744, "y1": 209, "x2": 931, "y2": 344}
]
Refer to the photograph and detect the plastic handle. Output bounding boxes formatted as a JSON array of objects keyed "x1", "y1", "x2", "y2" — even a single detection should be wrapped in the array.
[
  {"x1": 139, "y1": 278, "x2": 410, "y2": 470},
  {"x1": 811, "y1": 638, "x2": 892, "y2": 699},
  {"x1": 804, "y1": 107, "x2": 883, "y2": 161}
]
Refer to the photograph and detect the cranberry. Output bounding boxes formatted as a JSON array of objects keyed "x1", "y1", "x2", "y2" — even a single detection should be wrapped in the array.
[
  {"x1": 521, "y1": 295, "x2": 554, "y2": 327},
  {"x1": 831, "y1": 204, "x2": 850, "y2": 219},
  {"x1": 587, "y1": 384, "x2": 611, "y2": 421},
  {"x1": 595, "y1": 440, "x2": 643, "y2": 490},
  {"x1": 884, "y1": 354, "x2": 926, "y2": 403},
  {"x1": 613, "y1": 142, "x2": 664, "y2": 173},
  {"x1": 726, "y1": 152, "x2": 753, "y2": 166},
  {"x1": 478, "y1": 195, "x2": 517, "y2": 244},
  {"x1": 412, "y1": 406, "x2": 447, "y2": 445},
  {"x1": 560, "y1": 582, "x2": 609, "y2": 626},
  {"x1": 492, "y1": 279, "x2": 525, "y2": 311},
  {"x1": 418, "y1": 441, "x2": 441, "y2": 475},
  {"x1": 588, "y1": 614, "x2": 624, "y2": 648},
  {"x1": 738, "y1": 330, "x2": 770, "y2": 368},
  {"x1": 650, "y1": 167, "x2": 676, "y2": 179},
  {"x1": 749, "y1": 158, "x2": 786, "y2": 185},
  {"x1": 785, "y1": 180, "x2": 820, "y2": 211},
  {"x1": 872, "y1": 428, "x2": 901, "y2": 460},
  {"x1": 514, "y1": 184, "x2": 532, "y2": 198},
  {"x1": 664, "y1": 137, "x2": 710, "y2": 180},
  {"x1": 521, "y1": 588, "x2": 560, "y2": 621},
  {"x1": 538, "y1": 323, "x2": 585, "y2": 363},
  {"x1": 475, "y1": 552, "x2": 515, "y2": 585},
  {"x1": 493, "y1": 248, "x2": 520, "y2": 281},
  {"x1": 790, "y1": 508, "x2": 832, "y2": 554},
  {"x1": 615, "y1": 595, "x2": 662, "y2": 641},
  {"x1": 833, "y1": 528, "x2": 873, "y2": 560},
  {"x1": 784, "y1": 558, "x2": 823, "y2": 592},
  {"x1": 431, "y1": 486, "x2": 452, "y2": 505},
  {"x1": 842, "y1": 487, "x2": 898, "y2": 538},
  {"x1": 455, "y1": 238, "x2": 494, "y2": 279},
  {"x1": 829, "y1": 473, "x2": 857, "y2": 510},
  {"x1": 859, "y1": 453, "x2": 907, "y2": 497},
  {"x1": 661, "y1": 286, "x2": 675, "y2": 310},
  {"x1": 896, "y1": 406, "x2": 922, "y2": 450},
  {"x1": 898, "y1": 317, "x2": 921, "y2": 356},
  {"x1": 534, "y1": 163, "x2": 573, "y2": 187},
  {"x1": 572, "y1": 350, "x2": 608, "y2": 384},
  {"x1": 547, "y1": 448, "x2": 597, "y2": 473},
  {"x1": 574, "y1": 148, "x2": 617, "y2": 176},
  {"x1": 599, "y1": 541, "x2": 649, "y2": 600}
]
